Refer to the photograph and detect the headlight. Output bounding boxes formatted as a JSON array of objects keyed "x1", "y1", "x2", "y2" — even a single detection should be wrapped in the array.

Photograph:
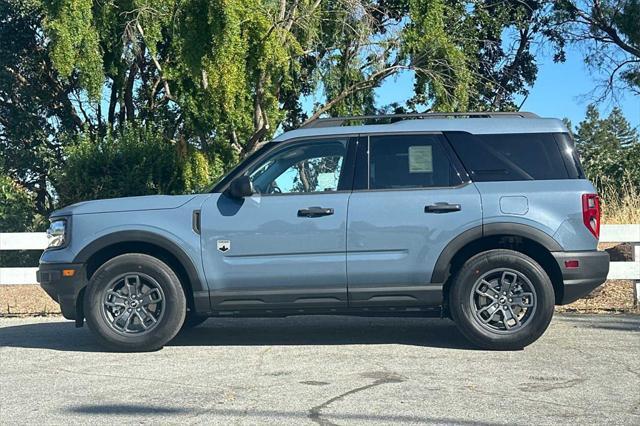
[{"x1": 46, "y1": 219, "x2": 67, "y2": 248}]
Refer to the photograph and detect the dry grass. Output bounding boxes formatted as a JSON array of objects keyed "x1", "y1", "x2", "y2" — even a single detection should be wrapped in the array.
[{"x1": 599, "y1": 176, "x2": 640, "y2": 224}]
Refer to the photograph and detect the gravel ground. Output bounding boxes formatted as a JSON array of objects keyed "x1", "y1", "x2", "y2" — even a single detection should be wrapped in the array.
[{"x1": 0, "y1": 313, "x2": 639, "y2": 425}]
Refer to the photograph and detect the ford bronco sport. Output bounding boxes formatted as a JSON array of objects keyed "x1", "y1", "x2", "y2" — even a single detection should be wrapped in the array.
[{"x1": 38, "y1": 112, "x2": 610, "y2": 351}]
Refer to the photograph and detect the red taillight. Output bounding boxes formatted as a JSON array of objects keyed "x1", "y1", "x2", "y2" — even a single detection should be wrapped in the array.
[{"x1": 582, "y1": 193, "x2": 600, "y2": 239}]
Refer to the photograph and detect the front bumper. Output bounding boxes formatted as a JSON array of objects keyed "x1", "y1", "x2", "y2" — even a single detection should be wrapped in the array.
[
  {"x1": 37, "y1": 262, "x2": 86, "y2": 320},
  {"x1": 553, "y1": 250, "x2": 610, "y2": 305}
]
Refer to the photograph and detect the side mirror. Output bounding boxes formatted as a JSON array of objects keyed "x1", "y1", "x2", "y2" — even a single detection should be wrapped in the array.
[{"x1": 227, "y1": 175, "x2": 254, "y2": 199}]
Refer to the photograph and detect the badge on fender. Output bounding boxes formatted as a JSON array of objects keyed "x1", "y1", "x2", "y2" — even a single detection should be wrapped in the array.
[{"x1": 217, "y1": 240, "x2": 230, "y2": 253}]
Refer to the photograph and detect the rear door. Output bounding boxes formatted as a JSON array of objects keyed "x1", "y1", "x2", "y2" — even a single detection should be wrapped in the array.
[{"x1": 346, "y1": 133, "x2": 482, "y2": 307}]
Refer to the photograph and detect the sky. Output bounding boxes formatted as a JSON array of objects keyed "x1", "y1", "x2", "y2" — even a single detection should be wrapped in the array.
[{"x1": 345, "y1": 45, "x2": 640, "y2": 130}]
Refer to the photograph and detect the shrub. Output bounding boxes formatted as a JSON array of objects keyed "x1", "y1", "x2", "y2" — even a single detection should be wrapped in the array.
[
  {"x1": 0, "y1": 174, "x2": 44, "y2": 266},
  {"x1": 0, "y1": 173, "x2": 40, "y2": 232},
  {"x1": 55, "y1": 125, "x2": 219, "y2": 207}
]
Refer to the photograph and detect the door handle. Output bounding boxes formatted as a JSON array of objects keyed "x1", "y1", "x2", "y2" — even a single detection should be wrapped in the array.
[
  {"x1": 425, "y1": 202, "x2": 461, "y2": 213},
  {"x1": 298, "y1": 206, "x2": 334, "y2": 218}
]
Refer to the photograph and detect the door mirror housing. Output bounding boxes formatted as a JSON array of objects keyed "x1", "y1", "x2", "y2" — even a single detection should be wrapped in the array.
[{"x1": 227, "y1": 176, "x2": 254, "y2": 199}]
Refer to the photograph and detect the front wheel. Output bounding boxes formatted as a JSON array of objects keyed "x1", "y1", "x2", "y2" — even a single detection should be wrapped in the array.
[
  {"x1": 84, "y1": 253, "x2": 186, "y2": 352},
  {"x1": 449, "y1": 249, "x2": 555, "y2": 350}
]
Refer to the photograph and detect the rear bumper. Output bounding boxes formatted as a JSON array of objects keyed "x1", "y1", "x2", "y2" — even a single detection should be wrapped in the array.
[
  {"x1": 37, "y1": 262, "x2": 86, "y2": 320},
  {"x1": 552, "y1": 251, "x2": 610, "y2": 305}
]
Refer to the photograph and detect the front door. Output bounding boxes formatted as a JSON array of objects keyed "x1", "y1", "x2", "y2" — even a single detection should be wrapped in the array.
[
  {"x1": 200, "y1": 137, "x2": 354, "y2": 310},
  {"x1": 347, "y1": 133, "x2": 482, "y2": 307}
]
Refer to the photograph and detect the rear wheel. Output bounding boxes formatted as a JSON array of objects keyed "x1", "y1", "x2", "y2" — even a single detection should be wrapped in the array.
[
  {"x1": 449, "y1": 249, "x2": 554, "y2": 350},
  {"x1": 84, "y1": 253, "x2": 186, "y2": 352}
]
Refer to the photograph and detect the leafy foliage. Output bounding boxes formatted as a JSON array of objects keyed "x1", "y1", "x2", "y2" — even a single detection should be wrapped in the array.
[
  {"x1": 0, "y1": 173, "x2": 44, "y2": 266},
  {"x1": 43, "y1": 0, "x2": 103, "y2": 99},
  {"x1": 404, "y1": 0, "x2": 472, "y2": 110},
  {"x1": 551, "y1": 1, "x2": 640, "y2": 99},
  {"x1": 571, "y1": 105, "x2": 640, "y2": 191},
  {"x1": 0, "y1": 0, "x2": 79, "y2": 213},
  {"x1": 54, "y1": 125, "x2": 218, "y2": 206},
  {"x1": 0, "y1": 173, "x2": 41, "y2": 232}
]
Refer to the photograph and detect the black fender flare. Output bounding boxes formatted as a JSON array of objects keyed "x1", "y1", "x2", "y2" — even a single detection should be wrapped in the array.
[
  {"x1": 431, "y1": 223, "x2": 562, "y2": 283},
  {"x1": 74, "y1": 230, "x2": 209, "y2": 305}
]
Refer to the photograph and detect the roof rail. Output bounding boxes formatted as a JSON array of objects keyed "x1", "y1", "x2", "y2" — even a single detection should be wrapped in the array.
[{"x1": 300, "y1": 111, "x2": 539, "y2": 129}]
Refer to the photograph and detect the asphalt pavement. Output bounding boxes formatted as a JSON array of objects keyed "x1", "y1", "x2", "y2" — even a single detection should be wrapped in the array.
[{"x1": 0, "y1": 313, "x2": 638, "y2": 425}]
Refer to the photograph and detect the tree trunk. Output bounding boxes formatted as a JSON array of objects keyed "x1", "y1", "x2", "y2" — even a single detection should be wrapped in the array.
[
  {"x1": 124, "y1": 62, "x2": 138, "y2": 122},
  {"x1": 108, "y1": 77, "x2": 119, "y2": 126}
]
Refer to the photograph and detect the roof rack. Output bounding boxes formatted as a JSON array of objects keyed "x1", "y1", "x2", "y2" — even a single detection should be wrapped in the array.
[{"x1": 300, "y1": 111, "x2": 539, "y2": 129}]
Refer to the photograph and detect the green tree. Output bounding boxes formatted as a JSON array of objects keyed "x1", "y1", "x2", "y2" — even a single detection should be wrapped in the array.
[
  {"x1": 0, "y1": 0, "x2": 82, "y2": 213},
  {"x1": 551, "y1": 0, "x2": 640, "y2": 99},
  {"x1": 466, "y1": 0, "x2": 551, "y2": 110},
  {"x1": 572, "y1": 104, "x2": 640, "y2": 190}
]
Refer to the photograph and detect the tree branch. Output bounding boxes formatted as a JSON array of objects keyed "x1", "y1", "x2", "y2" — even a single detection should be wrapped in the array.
[{"x1": 303, "y1": 63, "x2": 406, "y2": 125}]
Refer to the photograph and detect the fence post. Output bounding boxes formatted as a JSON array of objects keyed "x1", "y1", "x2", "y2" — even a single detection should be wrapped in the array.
[{"x1": 635, "y1": 243, "x2": 640, "y2": 308}]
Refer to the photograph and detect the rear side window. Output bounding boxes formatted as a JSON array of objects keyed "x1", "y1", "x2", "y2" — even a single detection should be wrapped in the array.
[
  {"x1": 446, "y1": 132, "x2": 570, "y2": 181},
  {"x1": 368, "y1": 134, "x2": 462, "y2": 189}
]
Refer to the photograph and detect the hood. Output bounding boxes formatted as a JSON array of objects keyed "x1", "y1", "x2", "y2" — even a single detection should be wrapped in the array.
[{"x1": 50, "y1": 194, "x2": 198, "y2": 217}]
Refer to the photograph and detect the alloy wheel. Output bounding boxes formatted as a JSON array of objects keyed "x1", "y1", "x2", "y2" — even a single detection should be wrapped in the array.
[
  {"x1": 101, "y1": 273, "x2": 165, "y2": 335},
  {"x1": 469, "y1": 268, "x2": 537, "y2": 333}
]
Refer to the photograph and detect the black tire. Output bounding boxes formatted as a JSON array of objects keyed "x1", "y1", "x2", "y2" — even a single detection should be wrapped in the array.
[
  {"x1": 449, "y1": 249, "x2": 555, "y2": 350},
  {"x1": 84, "y1": 253, "x2": 186, "y2": 352},
  {"x1": 181, "y1": 311, "x2": 208, "y2": 330}
]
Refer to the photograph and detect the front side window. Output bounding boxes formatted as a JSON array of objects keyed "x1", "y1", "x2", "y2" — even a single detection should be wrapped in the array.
[
  {"x1": 246, "y1": 140, "x2": 347, "y2": 194},
  {"x1": 368, "y1": 134, "x2": 462, "y2": 189}
]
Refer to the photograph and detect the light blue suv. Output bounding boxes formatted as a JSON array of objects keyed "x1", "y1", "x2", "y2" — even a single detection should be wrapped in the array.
[{"x1": 38, "y1": 112, "x2": 610, "y2": 351}]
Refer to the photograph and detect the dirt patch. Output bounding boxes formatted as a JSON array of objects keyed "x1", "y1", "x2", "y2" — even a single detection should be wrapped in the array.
[
  {"x1": 0, "y1": 285, "x2": 60, "y2": 316},
  {"x1": 602, "y1": 243, "x2": 634, "y2": 262},
  {"x1": 556, "y1": 280, "x2": 638, "y2": 314}
]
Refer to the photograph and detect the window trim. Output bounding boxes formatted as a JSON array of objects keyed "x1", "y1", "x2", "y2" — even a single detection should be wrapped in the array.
[
  {"x1": 216, "y1": 135, "x2": 359, "y2": 197},
  {"x1": 353, "y1": 132, "x2": 471, "y2": 192},
  {"x1": 553, "y1": 132, "x2": 585, "y2": 179}
]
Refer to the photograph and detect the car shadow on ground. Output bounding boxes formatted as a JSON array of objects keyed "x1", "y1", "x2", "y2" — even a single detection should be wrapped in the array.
[{"x1": 0, "y1": 316, "x2": 479, "y2": 352}]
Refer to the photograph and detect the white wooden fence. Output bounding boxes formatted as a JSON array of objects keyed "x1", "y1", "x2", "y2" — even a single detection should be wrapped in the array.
[{"x1": 1, "y1": 226, "x2": 639, "y2": 303}]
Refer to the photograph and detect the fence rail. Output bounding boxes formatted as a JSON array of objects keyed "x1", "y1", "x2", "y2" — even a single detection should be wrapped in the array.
[{"x1": 1, "y1": 226, "x2": 639, "y2": 303}]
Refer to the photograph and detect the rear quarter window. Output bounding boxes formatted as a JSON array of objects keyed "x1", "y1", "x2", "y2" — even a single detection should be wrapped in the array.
[{"x1": 446, "y1": 132, "x2": 571, "y2": 181}]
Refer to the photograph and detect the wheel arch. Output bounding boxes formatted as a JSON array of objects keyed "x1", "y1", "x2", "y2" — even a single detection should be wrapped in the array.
[
  {"x1": 75, "y1": 231, "x2": 210, "y2": 314},
  {"x1": 434, "y1": 224, "x2": 564, "y2": 306}
]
